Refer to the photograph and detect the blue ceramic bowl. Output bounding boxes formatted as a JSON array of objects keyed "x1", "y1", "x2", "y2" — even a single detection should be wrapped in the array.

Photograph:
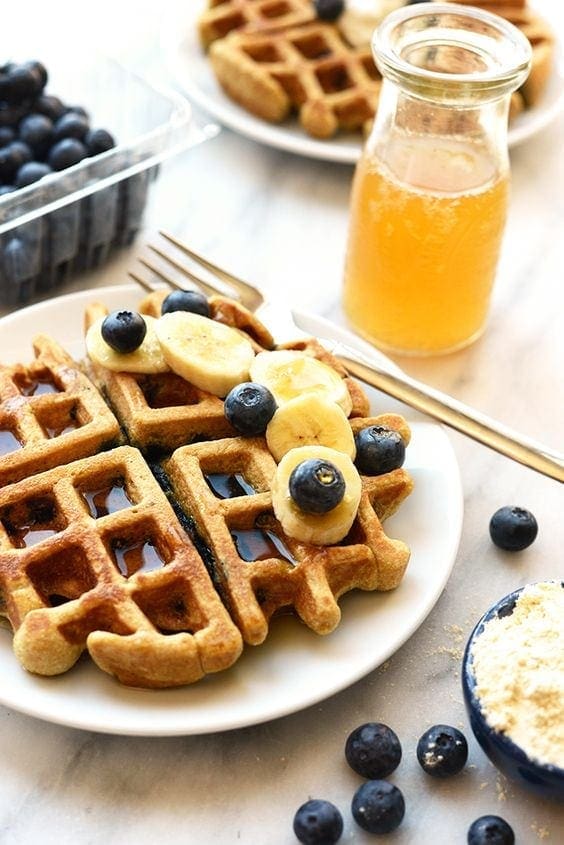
[{"x1": 462, "y1": 583, "x2": 564, "y2": 802}]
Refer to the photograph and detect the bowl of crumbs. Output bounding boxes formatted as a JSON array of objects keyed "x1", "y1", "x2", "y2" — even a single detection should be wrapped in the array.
[{"x1": 462, "y1": 581, "x2": 564, "y2": 801}]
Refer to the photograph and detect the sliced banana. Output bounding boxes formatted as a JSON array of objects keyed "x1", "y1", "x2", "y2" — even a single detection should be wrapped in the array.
[
  {"x1": 155, "y1": 311, "x2": 255, "y2": 398},
  {"x1": 266, "y1": 395, "x2": 356, "y2": 463},
  {"x1": 272, "y1": 445, "x2": 362, "y2": 546},
  {"x1": 250, "y1": 351, "x2": 352, "y2": 416},
  {"x1": 86, "y1": 315, "x2": 169, "y2": 374}
]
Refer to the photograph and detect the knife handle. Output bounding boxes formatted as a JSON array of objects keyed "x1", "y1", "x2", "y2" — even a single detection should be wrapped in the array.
[{"x1": 335, "y1": 347, "x2": 564, "y2": 484}]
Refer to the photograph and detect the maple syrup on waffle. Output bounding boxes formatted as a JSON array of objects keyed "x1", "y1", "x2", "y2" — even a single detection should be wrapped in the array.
[
  {"x1": 232, "y1": 527, "x2": 295, "y2": 565},
  {"x1": 111, "y1": 540, "x2": 163, "y2": 578},
  {"x1": 82, "y1": 480, "x2": 132, "y2": 518},
  {"x1": 206, "y1": 473, "x2": 256, "y2": 499},
  {"x1": 0, "y1": 430, "x2": 22, "y2": 456}
]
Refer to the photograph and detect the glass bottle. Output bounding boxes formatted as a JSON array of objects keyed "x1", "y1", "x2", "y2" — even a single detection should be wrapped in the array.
[{"x1": 343, "y1": 3, "x2": 532, "y2": 355}]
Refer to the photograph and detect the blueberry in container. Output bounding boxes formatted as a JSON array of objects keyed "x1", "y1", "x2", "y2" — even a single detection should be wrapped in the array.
[{"x1": 0, "y1": 45, "x2": 210, "y2": 307}]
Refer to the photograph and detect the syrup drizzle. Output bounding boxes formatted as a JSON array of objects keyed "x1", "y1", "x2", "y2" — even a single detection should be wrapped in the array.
[
  {"x1": 112, "y1": 540, "x2": 163, "y2": 578},
  {"x1": 19, "y1": 379, "x2": 61, "y2": 397},
  {"x1": 82, "y1": 480, "x2": 132, "y2": 518},
  {"x1": 232, "y1": 528, "x2": 295, "y2": 564},
  {"x1": 2, "y1": 498, "x2": 59, "y2": 548},
  {"x1": 206, "y1": 473, "x2": 256, "y2": 499},
  {"x1": 45, "y1": 420, "x2": 78, "y2": 439},
  {"x1": 0, "y1": 430, "x2": 22, "y2": 456}
]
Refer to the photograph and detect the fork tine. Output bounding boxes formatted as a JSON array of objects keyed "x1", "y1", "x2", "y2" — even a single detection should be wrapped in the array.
[
  {"x1": 128, "y1": 270, "x2": 158, "y2": 294},
  {"x1": 146, "y1": 245, "x2": 236, "y2": 301},
  {"x1": 159, "y1": 231, "x2": 264, "y2": 312}
]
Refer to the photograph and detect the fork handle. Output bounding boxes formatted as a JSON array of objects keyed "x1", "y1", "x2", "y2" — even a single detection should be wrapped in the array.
[{"x1": 335, "y1": 346, "x2": 564, "y2": 483}]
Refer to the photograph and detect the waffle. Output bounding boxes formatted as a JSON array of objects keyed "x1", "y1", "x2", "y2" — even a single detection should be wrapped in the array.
[
  {"x1": 0, "y1": 445, "x2": 242, "y2": 687},
  {"x1": 199, "y1": 0, "x2": 316, "y2": 49},
  {"x1": 164, "y1": 413, "x2": 413, "y2": 645},
  {"x1": 209, "y1": 21, "x2": 382, "y2": 138},
  {"x1": 0, "y1": 336, "x2": 123, "y2": 488}
]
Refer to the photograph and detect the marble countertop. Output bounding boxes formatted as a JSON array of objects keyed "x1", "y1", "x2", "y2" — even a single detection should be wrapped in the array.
[{"x1": 1, "y1": 2, "x2": 563, "y2": 843}]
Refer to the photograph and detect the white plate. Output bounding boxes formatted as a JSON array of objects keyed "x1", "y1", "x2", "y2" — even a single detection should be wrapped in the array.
[
  {"x1": 0, "y1": 285, "x2": 463, "y2": 735},
  {"x1": 164, "y1": 2, "x2": 564, "y2": 164}
]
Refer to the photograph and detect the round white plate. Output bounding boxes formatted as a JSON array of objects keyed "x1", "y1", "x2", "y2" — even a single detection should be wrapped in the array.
[
  {"x1": 0, "y1": 285, "x2": 463, "y2": 735},
  {"x1": 164, "y1": 2, "x2": 564, "y2": 164}
]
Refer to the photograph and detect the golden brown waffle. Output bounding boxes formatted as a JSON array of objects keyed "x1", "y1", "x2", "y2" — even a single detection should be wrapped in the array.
[
  {"x1": 199, "y1": 0, "x2": 316, "y2": 49},
  {"x1": 0, "y1": 446, "x2": 242, "y2": 687},
  {"x1": 165, "y1": 413, "x2": 413, "y2": 646},
  {"x1": 0, "y1": 336, "x2": 123, "y2": 488},
  {"x1": 209, "y1": 21, "x2": 382, "y2": 138}
]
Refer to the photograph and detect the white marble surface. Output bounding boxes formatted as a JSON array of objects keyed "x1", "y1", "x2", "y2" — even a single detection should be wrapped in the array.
[{"x1": 1, "y1": 1, "x2": 563, "y2": 843}]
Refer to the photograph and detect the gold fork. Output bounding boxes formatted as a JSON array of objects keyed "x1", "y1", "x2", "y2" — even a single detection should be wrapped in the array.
[{"x1": 130, "y1": 231, "x2": 564, "y2": 483}]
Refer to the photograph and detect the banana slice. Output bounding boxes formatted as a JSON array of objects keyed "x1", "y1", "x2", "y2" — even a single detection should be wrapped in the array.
[
  {"x1": 266, "y1": 395, "x2": 356, "y2": 463},
  {"x1": 272, "y1": 445, "x2": 362, "y2": 545},
  {"x1": 86, "y1": 315, "x2": 169, "y2": 374},
  {"x1": 250, "y1": 351, "x2": 352, "y2": 416},
  {"x1": 155, "y1": 312, "x2": 255, "y2": 398}
]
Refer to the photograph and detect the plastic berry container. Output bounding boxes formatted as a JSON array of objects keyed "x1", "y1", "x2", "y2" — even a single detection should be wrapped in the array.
[
  {"x1": 0, "y1": 45, "x2": 209, "y2": 307},
  {"x1": 462, "y1": 583, "x2": 564, "y2": 801}
]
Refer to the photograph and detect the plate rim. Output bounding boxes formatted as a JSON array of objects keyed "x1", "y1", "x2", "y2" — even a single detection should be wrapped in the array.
[{"x1": 0, "y1": 285, "x2": 463, "y2": 735}]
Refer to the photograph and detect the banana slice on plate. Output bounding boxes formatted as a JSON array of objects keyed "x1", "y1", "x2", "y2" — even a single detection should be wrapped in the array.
[
  {"x1": 272, "y1": 445, "x2": 362, "y2": 546},
  {"x1": 86, "y1": 315, "x2": 169, "y2": 374},
  {"x1": 250, "y1": 351, "x2": 352, "y2": 416},
  {"x1": 266, "y1": 395, "x2": 356, "y2": 463},
  {"x1": 155, "y1": 312, "x2": 255, "y2": 398}
]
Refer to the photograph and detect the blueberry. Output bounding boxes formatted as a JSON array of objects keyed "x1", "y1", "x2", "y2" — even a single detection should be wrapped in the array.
[
  {"x1": 14, "y1": 161, "x2": 52, "y2": 188},
  {"x1": 34, "y1": 94, "x2": 65, "y2": 123},
  {"x1": 289, "y1": 459, "x2": 345, "y2": 514},
  {"x1": 489, "y1": 506, "x2": 538, "y2": 551},
  {"x1": 345, "y1": 722, "x2": 402, "y2": 779},
  {"x1": 416, "y1": 724, "x2": 468, "y2": 777},
  {"x1": 407, "y1": 0, "x2": 430, "y2": 4},
  {"x1": 293, "y1": 799, "x2": 343, "y2": 845},
  {"x1": 161, "y1": 289, "x2": 210, "y2": 317},
  {"x1": 224, "y1": 382, "x2": 277, "y2": 436},
  {"x1": 18, "y1": 114, "x2": 54, "y2": 158},
  {"x1": 4, "y1": 64, "x2": 40, "y2": 103},
  {"x1": 48, "y1": 138, "x2": 88, "y2": 171},
  {"x1": 354, "y1": 425, "x2": 405, "y2": 476},
  {"x1": 351, "y1": 781, "x2": 405, "y2": 835},
  {"x1": 101, "y1": 310, "x2": 147, "y2": 354},
  {"x1": 53, "y1": 112, "x2": 89, "y2": 142},
  {"x1": 85, "y1": 127, "x2": 116, "y2": 156},
  {"x1": 0, "y1": 127, "x2": 16, "y2": 147},
  {"x1": 467, "y1": 815, "x2": 514, "y2": 845},
  {"x1": 314, "y1": 0, "x2": 344, "y2": 22},
  {"x1": 0, "y1": 147, "x2": 18, "y2": 182},
  {"x1": 7, "y1": 141, "x2": 32, "y2": 169},
  {"x1": 0, "y1": 185, "x2": 15, "y2": 196},
  {"x1": 65, "y1": 104, "x2": 89, "y2": 120},
  {"x1": 23, "y1": 60, "x2": 48, "y2": 92},
  {"x1": 0, "y1": 102, "x2": 27, "y2": 128}
]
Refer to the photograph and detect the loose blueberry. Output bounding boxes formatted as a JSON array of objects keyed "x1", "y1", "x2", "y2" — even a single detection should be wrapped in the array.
[
  {"x1": 345, "y1": 722, "x2": 402, "y2": 779},
  {"x1": 407, "y1": 0, "x2": 430, "y2": 4},
  {"x1": 5, "y1": 64, "x2": 40, "y2": 102},
  {"x1": 101, "y1": 310, "x2": 147, "y2": 354},
  {"x1": 23, "y1": 60, "x2": 48, "y2": 92},
  {"x1": 52, "y1": 112, "x2": 89, "y2": 142},
  {"x1": 65, "y1": 104, "x2": 89, "y2": 120},
  {"x1": 224, "y1": 382, "x2": 277, "y2": 436},
  {"x1": 351, "y1": 781, "x2": 405, "y2": 835},
  {"x1": 7, "y1": 140, "x2": 32, "y2": 169},
  {"x1": 85, "y1": 127, "x2": 116, "y2": 155},
  {"x1": 0, "y1": 126, "x2": 16, "y2": 147},
  {"x1": 18, "y1": 113, "x2": 54, "y2": 158},
  {"x1": 354, "y1": 425, "x2": 405, "y2": 476},
  {"x1": 14, "y1": 161, "x2": 52, "y2": 187},
  {"x1": 293, "y1": 799, "x2": 343, "y2": 845},
  {"x1": 314, "y1": 0, "x2": 344, "y2": 22},
  {"x1": 161, "y1": 289, "x2": 210, "y2": 317},
  {"x1": 416, "y1": 724, "x2": 468, "y2": 777},
  {"x1": 467, "y1": 815, "x2": 514, "y2": 845},
  {"x1": 0, "y1": 147, "x2": 18, "y2": 182},
  {"x1": 48, "y1": 138, "x2": 88, "y2": 171},
  {"x1": 489, "y1": 506, "x2": 538, "y2": 551},
  {"x1": 34, "y1": 94, "x2": 66, "y2": 122},
  {"x1": 289, "y1": 459, "x2": 345, "y2": 515}
]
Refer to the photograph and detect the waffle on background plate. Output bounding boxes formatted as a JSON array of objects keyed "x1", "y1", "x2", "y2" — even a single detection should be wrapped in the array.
[
  {"x1": 0, "y1": 293, "x2": 414, "y2": 688},
  {"x1": 197, "y1": 0, "x2": 555, "y2": 139}
]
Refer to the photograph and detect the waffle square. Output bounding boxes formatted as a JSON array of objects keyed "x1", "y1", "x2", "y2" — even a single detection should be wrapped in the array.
[
  {"x1": 199, "y1": 0, "x2": 316, "y2": 48},
  {"x1": 164, "y1": 412, "x2": 413, "y2": 646},
  {"x1": 0, "y1": 446, "x2": 242, "y2": 687},
  {"x1": 0, "y1": 336, "x2": 123, "y2": 488}
]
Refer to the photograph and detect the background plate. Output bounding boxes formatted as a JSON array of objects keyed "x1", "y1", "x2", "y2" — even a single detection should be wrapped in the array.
[
  {"x1": 164, "y1": 2, "x2": 564, "y2": 164},
  {"x1": 0, "y1": 285, "x2": 463, "y2": 735}
]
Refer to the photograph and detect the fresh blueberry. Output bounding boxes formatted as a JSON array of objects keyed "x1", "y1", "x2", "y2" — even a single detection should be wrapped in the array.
[
  {"x1": 467, "y1": 815, "x2": 514, "y2": 845},
  {"x1": 4, "y1": 64, "x2": 40, "y2": 102},
  {"x1": 85, "y1": 128, "x2": 116, "y2": 156},
  {"x1": 18, "y1": 113, "x2": 54, "y2": 158},
  {"x1": 161, "y1": 289, "x2": 210, "y2": 317},
  {"x1": 0, "y1": 185, "x2": 15, "y2": 196},
  {"x1": 0, "y1": 102, "x2": 27, "y2": 128},
  {"x1": 7, "y1": 140, "x2": 32, "y2": 169},
  {"x1": 407, "y1": 0, "x2": 430, "y2": 4},
  {"x1": 65, "y1": 104, "x2": 89, "y2": 120},
  {"x1": 416, "y1": 724, "x2": 468, "y2": 777},
  {"x1": 354, "y1": 425, "x2": 405, "y2": 476},
  {"x1": 48, "y1": 138, "x2": 88, "y2": 171},
  {"x1": 489, "y1": 506, "x2": 538, "y2": 551},
  {"x1": 314, "y1": 0, "x2": 344, "y2": 22},
  {"x1": 351, "y1": 781, "x2": 405, "y2": 835},
  {"x1": 14, "y1": 161, "x2": 52, "y2": 187},
  {"x1": 34, "y1": 94, "x2": 66, "y2": 123},
  {"x1": 23, "y1": 60, "x2": 48, "y2": 92},
  {"x1": 289, "y1": 459, "x2": 346, "y2": 515},
  {"x1": 52, "y1": 112, "x2": 89, "y2": 142},
  {"x1": 0, "y1": 126, "x2": 16, "y2": 147},
  {"x1": 101, "y1": 310, "x2": 147, "y2": 354},
  {"x1": 293, "y1": 799, "x2": 343, "y2": 845},
  {"x1": 345, "y1": 722, "x2": 402, "y2": 779},
  {"x1": 0, "y1": 147, "x2": 17, "y2": 182},
  {"x1": 224, "y1": 382, "x2": 277, "y2": 436}
]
